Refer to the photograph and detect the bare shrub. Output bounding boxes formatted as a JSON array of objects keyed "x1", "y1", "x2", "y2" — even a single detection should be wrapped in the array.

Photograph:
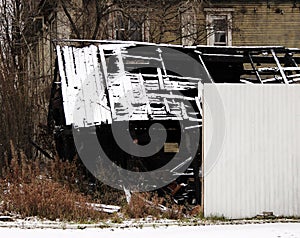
[
  {"x1": 2, "y1": 177, "x2": 107, "y2": 222},
  {"x1": 0, "y1": 144, "x2": 108, "y2": 222}
]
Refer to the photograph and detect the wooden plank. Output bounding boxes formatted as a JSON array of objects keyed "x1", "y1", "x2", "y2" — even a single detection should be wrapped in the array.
[
  {"x1": 90, "y1": 45, "x2": 104, "y2": 124},
  {"x1": 98, "y1": 46, "x2": 109, "y2": 86},
  {"x1": 83, "y1": 46, "x2": 98, "y2": 126},
  {"x1": 248, "y1": 52, "x2": 263, "y2": 83},
  {"x1": 164, "y1": 143, "x2": 179, "y2": 153},
  {"x1": 147, "y1": 93, "x2": 194, "y2": 101},
  {"x1": 185, "y1": 124, "x2": 202, "y2": 130},
  {"x1": 73, "y1": 47, "x2": 88, "y2": 127},
  {"x1": 115, "y1": 47, "x2": 125, "y2": 73},
  {"x1": 240, "y1": 79, "x2": 255, "y2": 84},
  {"x1": 195, "y1": 97, "x2": 202, "y2": 117},
  {"x1": 258, "y1": 67, "x2": 300, "y2": 72},
  {"x1": 88, "y1": 45, "x2": 113, "y2": 125},
  {"x1": 271, "y1": 49, "x2": 289, "y2": 84},
  {"x1": 196, "y1": 51, "x2": 213, "y2": 82},
  {"x1": 138, "y1": 73, "x2": 152, "y2": 116},
  {"x1": 164, "y1": 98, "x2": 171, "y2": 114},
  {"x1": 122, "y1": 54, "x2": 161, "y2": 61},
  {"x1": 166, "y1": 75, "x2": 202, "y2": 81},
  {"x1": 56, "y1": 45, "x2": 70, "y2": 124},
  {"x1": 99, "y1": 47, "x2": 116, "y2": 120},
  {"x1": 157, "y1": 67, "x2": 165, "y2": 90},
  {"x1": 181, "y1": 102, "x2": 188, "y2": 119},
  {"x1": 64, "y1": 46, "x2": 81, "y2": 125},
  {"x1": 282, "y1": 67, "x2": 300, "y2": 71},
  {"x1": 157, "y1": 47, "x2": 168, "y2": 76}
]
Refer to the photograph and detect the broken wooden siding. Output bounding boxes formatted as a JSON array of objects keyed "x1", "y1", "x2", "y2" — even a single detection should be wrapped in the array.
[
  {"x1": 56, "y1": 42, "x2": 202, "y2": 127},
  {"x1": 55, "y1": 41, "x2": 300, "y2": 128},
  {"x1": 57, "y1": 45, "x2": 112, "y2": 127}
]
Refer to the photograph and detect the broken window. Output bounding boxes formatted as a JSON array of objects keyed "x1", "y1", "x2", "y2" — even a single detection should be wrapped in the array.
[{"x1": 205, "y1": 8, "x2": 233, "y2": 46}]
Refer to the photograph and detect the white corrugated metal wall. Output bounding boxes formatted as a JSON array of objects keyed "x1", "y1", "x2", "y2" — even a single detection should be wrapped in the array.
[{"x1": 203, "y1": 84, "x2": 300, "y2": 219}]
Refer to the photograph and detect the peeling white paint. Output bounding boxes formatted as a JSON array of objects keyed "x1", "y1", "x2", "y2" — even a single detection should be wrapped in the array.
[{"x1": 56, "y1": 43, "x2": 202, "y2": 126}]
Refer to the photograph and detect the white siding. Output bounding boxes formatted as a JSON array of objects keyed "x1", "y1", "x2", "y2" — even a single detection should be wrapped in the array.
[
  {"x1": 57, "y1": 45, "x2": 112, "y2": 126},
  {"x1": 203, "y1": 84, "x2": 300, "y2": 219}
]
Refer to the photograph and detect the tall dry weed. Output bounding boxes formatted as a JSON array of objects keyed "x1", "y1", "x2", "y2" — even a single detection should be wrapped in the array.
[{"x1": 0, "y1": 143, "x2": 108, "y2": 222}]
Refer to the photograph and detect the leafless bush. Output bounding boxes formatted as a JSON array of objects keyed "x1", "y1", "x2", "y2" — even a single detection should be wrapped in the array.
[
  {"x1": 0, "y1": 143, "x2": 108, "y2": 222},
  {"x1": 0, "y1": 0, "x2": 55, "y2": 172}
]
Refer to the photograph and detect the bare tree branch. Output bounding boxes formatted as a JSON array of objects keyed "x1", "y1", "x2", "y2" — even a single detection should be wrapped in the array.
[{"x1": 60, "y1": 0, "x2": 82, "y2": 39}]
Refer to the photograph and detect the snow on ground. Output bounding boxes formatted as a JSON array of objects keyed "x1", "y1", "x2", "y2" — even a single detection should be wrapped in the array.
[{"x1": 0, "y1": 223, "x2": 300, "y2": 238}]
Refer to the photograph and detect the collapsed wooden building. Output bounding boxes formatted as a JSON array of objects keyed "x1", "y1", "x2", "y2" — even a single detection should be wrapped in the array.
[{"x1": 48, "y1": 40, "x2": 300, "y2": 207}]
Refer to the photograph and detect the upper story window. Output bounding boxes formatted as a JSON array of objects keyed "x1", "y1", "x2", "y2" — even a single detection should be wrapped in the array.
[
  {"x1": 211, "y1": 16, "x2": 227, "y2": 46},
  {"x1": 115, "y1": 14, "x2": 141, "y2": 41},
  {"x1": 181, "y1": 7, "x2": 197, "y2": 46},
  {"x1": 204, "y1": 8, "x2": 234, "y2": 46},
  {"x1": 113, "y1": 12, "x2": 148, "y2": 41}
]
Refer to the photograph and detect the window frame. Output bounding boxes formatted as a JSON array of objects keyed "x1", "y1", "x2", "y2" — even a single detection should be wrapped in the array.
[
  {"x1": 204, "y1": 8, "x2": 234, "y2": 46},
  {"x1": 180, "y1": 7, "x2": 197, "y2": 46},
  {"x1": 113, "y1": 11, "x2": 149, "y2": 42}
]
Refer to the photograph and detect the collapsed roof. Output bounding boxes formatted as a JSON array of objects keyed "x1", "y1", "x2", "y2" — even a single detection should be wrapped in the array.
[{"x1": 55, "y1": 40, "x2": 300, "y2": 127}]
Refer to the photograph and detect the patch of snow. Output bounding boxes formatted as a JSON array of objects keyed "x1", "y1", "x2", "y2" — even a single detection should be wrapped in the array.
[
  {"x1": 0, "y1": 223, "x2": 300, "y2": 238},
  {"x1": 86, "y1": 203, "x2": 120, "y2": 213}
]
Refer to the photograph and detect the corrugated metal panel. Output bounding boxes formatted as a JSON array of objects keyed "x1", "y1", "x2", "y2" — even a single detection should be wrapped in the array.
[{"x1": 204, "y1": 84, "x2": 300, "y2": 219}]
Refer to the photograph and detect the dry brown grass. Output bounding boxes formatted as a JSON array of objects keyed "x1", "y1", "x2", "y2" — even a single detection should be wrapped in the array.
[
  {"x1": 0, "y1": 142, "x2": 108, "y2": 222},
  {"x1": 123, "y1": 192, "x2": 185, "y2": 220},
  {"x1": 0, "y1": 142, "x2": 199, "y2": 222},
  {"x1": 1, "y1": 177, "x2": 107, "y2": 222}
]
